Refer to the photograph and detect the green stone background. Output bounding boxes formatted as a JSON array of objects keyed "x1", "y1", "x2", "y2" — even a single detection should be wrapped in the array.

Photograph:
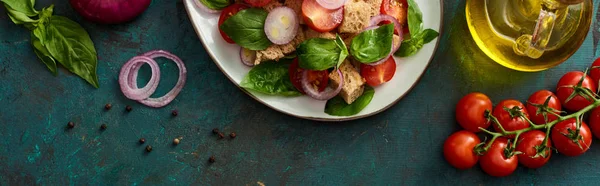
[{"x1": 2, "y1": 0, "x2": 600, "y2": 185}]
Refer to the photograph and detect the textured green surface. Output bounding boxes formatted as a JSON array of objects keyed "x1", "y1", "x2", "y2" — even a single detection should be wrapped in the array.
[{"x1": 2, "y1": 0, "x2": 600, "y2": 185}]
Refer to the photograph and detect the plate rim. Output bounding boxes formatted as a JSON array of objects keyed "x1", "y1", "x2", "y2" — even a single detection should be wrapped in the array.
[{"x1": 183, "y1": 0, "x2": 444, "y2": 122}]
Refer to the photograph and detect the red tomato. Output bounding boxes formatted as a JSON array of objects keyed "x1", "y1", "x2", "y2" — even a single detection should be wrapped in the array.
[
  {"x1": 492, "y1": 100, "x2": 530, "y2": 137},
  {"x1": 525, "y1": 90, "x2": 562, "y2": 124},
  {"x1": 551, "y1": 118, "x2": 592, "y2": 157},
  {"x1": 556, "y1": 71, "x2": 597, "y2": 111},
  {"x1": 455, "y1": 93, "x2": 492, "y2": 133},
  {"x1": 589, "y1": 57, "x2": 600, "y2": 85},
  {"x1": 218, "y1": 4, "x2": 249, "y2": 43},
  {"x1": 516, "y1": 130, "x2": 551, "y2": 169},
  {"x1": 359, "y1": 57, "x2": 396, "y2": 87},
  {"x1": 302, "y1": 0, "x2": 344, "y2": 32},
  {"x1": 243, "y1": 0, "x2": 272, "y2": 7},
  {"x1": 443, "y1": 131, "x2": 480, "y2": 170},
  {"x1": 479, "y1": 137, "x2": 518, "y2": 177},
  {"x1": 589, "y1": 107, "x2": 600, "y2": 139},
  {"x1": 380, "y1": 0, "x2": 408, "y2": 26},
  {"x1": 289, "y1": 58, "x2": 329, "y2": 94}
]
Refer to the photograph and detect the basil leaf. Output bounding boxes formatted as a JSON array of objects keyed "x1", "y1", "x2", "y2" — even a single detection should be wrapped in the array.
[
  {"x1": 199, "y1": 0, "x2": 230, "y2": 10},
  {"x1": 32, "y1": 6, "x2": 53, "y2": 44},
  {"x1": 1, "y1": 0, "x2": 38, "y2": 17},
  {"x1": 4, "y1": 4, "x2": 37, "y2": 27},
  {"x1": 31, "y1": 32, "x2": 57, "y2": 75},
  {"x1": 406, "y1": 0, "x2": 423, "y2": 35},
  {"x1": 241, "y1": 60, "x2": 301, "y2": 96},
  {"x1": 395, "y1": 38, "x2": 421, "y2": 57},
  {"x1": 334, "y1": 34, "x2": 348, "y2": 68},
  {"x1": 297, "y1": 38, "x2": 340, "y2": 70},
  {"x1": 45, "y1": 16, "x2": 99, "y2": 88},
  {"x1": 350, "y1": 24, "x2": 394, "y2": 63},
  {"x1": 220, "y1": 8, "x2": 271, "y2": 50},
  {"x1": 421, "y1": 28, "x2": 439, "y2": 43},
  {"x1": 325, "y1": 86, "x2": 375, "y2": 116}
]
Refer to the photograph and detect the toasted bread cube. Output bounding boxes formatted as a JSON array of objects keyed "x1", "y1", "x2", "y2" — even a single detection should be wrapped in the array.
[
  {"x1": 329, "y1": 60, "x2": 366, "y2": 104},
  {"x1": 254, "y1": 27, "x2": 305, "y2": 65},
  {"x1": 284, "y1": 0, "x2": 305, "y2": 24},
  {"x1": 338, "y1": 0, "x2": 378, "y2": 33},
  {"x1": 263, "y1": 1, "x2": 283, "y2": 11},
  {"x1": 304, "y1": 28, "x2": 337, "y2": 40}
]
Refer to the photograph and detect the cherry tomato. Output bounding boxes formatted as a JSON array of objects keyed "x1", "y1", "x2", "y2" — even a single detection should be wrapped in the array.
[
  {"x1": 589, "y1": 107, "x2": 600, "y2": 139},
  {"x1": 516, "y1": 130, "x2": 551, "y2": 169},
  {"x1": 302, "y1": 0, "x2": 344, "y2": 32},
  {"x1": 359, "y1": 57, "x2": 396, "y2": 87},
  {"x1": 556, "y1": 71, "x2": 597, "y2": 111},
  {"x1": 380, "y1": 0, "x2": 408, "y2": 27},
  {"x1": 243, "y1": 0, "x2": 272, "y2": 7},
  {"x1": 455, "y1": 92, "x2": 492, "y2": 133},
  {"x1": 492, "y1": 99, "x2": 530, "y2": 137},
  {"x1": 525, "y1": 90, "x2": 562, "y2": 124},
  {"x1": 551, "y1": 118, "x2": 592, "y2": 157},
  {"x1": 589, "y1": 57, "x2": 600, "y2": 86},
  {"x1": 218, "y1": 4, "x2": 249, "y2": 43},
  {"x1": 479, "y1": 137, "x2": 518, "y2": 177},
  {"x1": 443, "y1": 131, "x2": 480, "y2": 170},
  {"x1": 289, "y1": 58, "x2": 329, "y2": 94}
]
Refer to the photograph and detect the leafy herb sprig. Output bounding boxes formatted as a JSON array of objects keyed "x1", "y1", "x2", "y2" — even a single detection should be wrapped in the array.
[
  {"x1": 394, "y1": 0, "x2": 439, "y2": 57},
  {"x1": 2, "y1": 0, "x2": 100, "y2": 88}
]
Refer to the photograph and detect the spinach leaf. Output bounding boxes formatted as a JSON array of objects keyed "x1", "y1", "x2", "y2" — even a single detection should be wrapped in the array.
[
  {"x1": 296, "y1": 38, "x2": 340, "y2": 70},
  {"x1": 199, "y1": 0, "x2": 231, "y2": 10},
  {"x1": 241, "y1": 60, "x2": 301, "y2": 96},
  {"x1": 31, "y1": 32, "x2": 57, "y2": 75},
  {"x1": 406, "y1": 0, "x2": 423, "y2": 35},
  {"x1": 325, "y1": 86, "x2": 375, "y2": 116},
  {"x1": 350, "y1": 23, "x2": 394, "y2": 63},
  {"x1": 45, "y1": 16, "x2": 99, "y2": 88},
  {"x1": 220, "y1": 8, "x2": 271, "y2": 50},
  {"x1": 1, "y1": 0, "x2": 37, "y2": 17},
  {"x1": 334, "y1": 34, "x2": 348, "y2": 68}
]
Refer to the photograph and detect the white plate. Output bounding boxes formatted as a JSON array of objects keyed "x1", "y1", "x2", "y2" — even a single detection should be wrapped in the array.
[{"x1": 184, "y1": 0, "x2": 442, "y2": 121}]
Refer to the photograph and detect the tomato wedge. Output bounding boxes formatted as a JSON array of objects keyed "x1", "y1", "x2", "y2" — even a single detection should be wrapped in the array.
[
  {"x1": 243, "y1": 0, "x2": 272, "y2": 7},
  {"x1": 302, "y1": 0, "x2": 344, "y2": 32},
  {"x1": 360, "y1": 57, "x2": 396, "y2": 87},
  {"x1": 218, "y1": 4, "x2": 249, "y2": 44},
  {"x1": 380, "y1": 0, "x2": 407, "y2": 25},
  {"x1": 289, "y1": 58, "x2": 329, "y2": 94}
]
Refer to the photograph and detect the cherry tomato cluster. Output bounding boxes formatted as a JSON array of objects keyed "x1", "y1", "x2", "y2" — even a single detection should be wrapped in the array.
[{"x1": 444, "y1": 58, "x2": 600, "y2": 177}]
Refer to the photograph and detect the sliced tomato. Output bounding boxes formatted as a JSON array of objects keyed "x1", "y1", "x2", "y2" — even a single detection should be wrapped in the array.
[
  {"x1": 289, "y1": 58, "x2": 329, "y2": 94},
  {"x1": 243, "y1": 0, "x2": 272, "y2": 7},
  {"x1": 360, "y1": 57, "x2": 396, "y2": 87},
  {"x1": 218, "y1": 4, "x2": 249, "y2": 44},
  {"x1": 302, "y1": 0, "x2": 344, "y2": 33},
  {"x1": 380, "y1": 0, "x2": 408, "y2": 25}
]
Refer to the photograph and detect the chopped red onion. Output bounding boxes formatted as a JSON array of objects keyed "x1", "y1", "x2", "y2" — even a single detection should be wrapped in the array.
[{"x1": 301, "y1": 69, "x2": 343, "y2": 100}]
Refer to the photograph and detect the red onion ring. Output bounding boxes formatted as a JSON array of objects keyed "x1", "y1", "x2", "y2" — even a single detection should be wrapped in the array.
[
  {"x1": 194, "y1": 0, "x2": 220, "y2": 14},
  {"x1": 240, "y1": 48, "x2": 256, "y2": 67},
  {"x1": 136, "y1": 50, "x2": 187, "y2": 108},
  {"x1": 301, "y1": 69, "x2": 343, "y2": 100},
  {"x1": 119, "y1": 56, "x2": 161, "y2": 101},
  {"x1": 316, "y1": 0, "x2": 347, "y2": 10}
]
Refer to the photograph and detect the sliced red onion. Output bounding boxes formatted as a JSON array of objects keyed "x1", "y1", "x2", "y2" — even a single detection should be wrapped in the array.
[
  {"x1": 119, "y1": 56, "x2": 161, "y2": 101},
  {"x1": 302, "y1": 69, "x2": 343, "y2": 100},
  {"x1": 136, "y1": 50, "x2": 187, "y2": 108},
  {"x1": 316, "y1": 0, "x2": 346, "y2": 10},
  {"x1": 240, "y1": 47, "x2": 256, "y2": 67},
  {"x1": 194, "y1": 0, "x2": 220, "y2": 14},
  {"x1": 369, "y1": 14, "x2": 404, "y2": 41},
  {"x1": 264, "y1": 7, "x2": 299, "y2": 45}
]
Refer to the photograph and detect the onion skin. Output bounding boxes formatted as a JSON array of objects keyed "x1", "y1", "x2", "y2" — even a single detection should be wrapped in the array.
[{"x1": 69, "y1": 0, "x2": 151, "y2": 24}]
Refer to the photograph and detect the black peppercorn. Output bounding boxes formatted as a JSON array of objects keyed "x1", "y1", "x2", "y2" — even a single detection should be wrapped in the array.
[
  {"x1": 145, "y1": 145, "x2": 152, "y2": 152},
  {"x1": 126, "y1": 105, "x2": 132, "y2": 112},
  {"x1": 208, "y1": 156, "x2": 215, "y2": 163},
  {"x1": 139, "y1": 138, "x2": 146, "y2": 144},
  {"x1": 100, "y1": 124, "x2": 107, "y2": 130},
  {"x1": 212, "y1": 128, "x2": 219, "y2": 134},
  {"x1": 172, "y1": 110, "x2": 178, "y2": 116},
  {"x1": 229, "y1": 132, "x2": 236, "y2": 139},
  {"x1": 67, "y1": 122, "x2": 75, "y2": 129},
  {"x1": 217, "y1": 132, "x2": 225, "y2": 139},
  {"x1": 105, "y1": 103, "x2": 112, "y2": 110}
]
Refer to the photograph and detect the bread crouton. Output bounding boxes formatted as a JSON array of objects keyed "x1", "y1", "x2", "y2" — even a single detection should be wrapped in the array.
[
  {"x1": 304, "y1": 28, "x2": 337, "y2": 40},
  {"x1": 263, "y1": 0, "x2": 283, "y2": 12},
  {"x1": 284, "y1": 0, "x2": 304, "y2": 24},
  {"x1": 329, "y1": 60, "x2": 365, "y2": 104},
  {"x1": 338, "y1": 0, "x2": 378, "y2": 33},
  {"x1": 254, "y1": 27, "x2": 305, "y2": 65}
]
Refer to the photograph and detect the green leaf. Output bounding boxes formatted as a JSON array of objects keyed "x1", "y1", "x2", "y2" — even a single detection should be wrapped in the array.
[
  {"x1": 394, "y1": 38, "x2": 422, "y2": 57},
  {"x1": 219, "y1": 8, "x2": 271, "y2": 50},
  {"x1": 4, "y1": 4, "x2": 37, "y2": 27},
  {"x1": 1, "y1": 0, "x2": 38, "y2": 17},
  {"x1": 334, "y1": 34, "x2": 348, "y2": 68},
  {"x1": 32, "y1": 5, "x2": 53, "y2": 45},
  {"x1": 325, "y1": 86, "x2": 375, "y2": 116},
  {"x1": 44, "y1": 16, "x2": 99, "y2": 88},
  {"x1": 198, "y1": 0, "x2": 231, "y2": 10},
  {"x1": 406, "y1": 0, "x2": 423, "y2": 35},
  {"x1": 31, "y1": 32, "x2": 57, "y2": 75},
  {"x1": 240, "y1": 60, "x2": 301, "y2": 96},
  {"x1": 296, "y1": 38, "x2": 341, "y2": 71},
  {"x1": 350, "y1": 24, "x2": 394, "y2": 63},
  {"x1": 421, "y1": 28, "x2": 439, "y2": 43}
]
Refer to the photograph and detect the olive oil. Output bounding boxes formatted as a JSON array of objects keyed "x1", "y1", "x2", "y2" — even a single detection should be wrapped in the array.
[{"x1": 465, "y1": 0, "x2": 592, "y2": 72}]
